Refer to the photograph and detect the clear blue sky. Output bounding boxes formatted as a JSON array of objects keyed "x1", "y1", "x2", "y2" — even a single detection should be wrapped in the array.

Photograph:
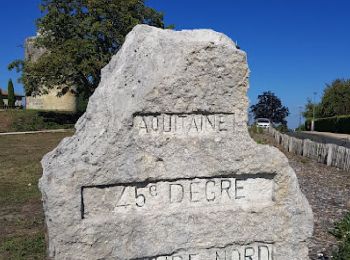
[{"x1": 1, "y1": 0, "x2": 350, "y2": 128}]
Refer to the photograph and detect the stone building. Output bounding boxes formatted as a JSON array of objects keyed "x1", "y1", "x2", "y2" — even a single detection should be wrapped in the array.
[{"x1": 24, "y1": 36, "x2": 77, "y2": 112}]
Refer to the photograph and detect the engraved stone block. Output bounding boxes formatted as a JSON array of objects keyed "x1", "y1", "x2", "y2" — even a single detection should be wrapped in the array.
[{"x1": 40, "y1": 25, "x2": 313, "y2": 259}]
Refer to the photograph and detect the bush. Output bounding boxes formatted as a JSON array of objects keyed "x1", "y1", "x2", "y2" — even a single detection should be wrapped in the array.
[
  {"x1": 76, "y1": 93, "x2": 89, "y2": 114},
  {"x1": 337, "y1": 116, "x2": 350, "y2": 133},
  {"x1": 295, "y1": 124, "x2": 306, "y2": 132},
  {"x1": 331, "y1": 212, "x2": 350, "y2": 259},
  {"x1": 249, "y1": 124, "x2": 263, "y2": 134},
  {"x1": 305, "y1": 115, "x2": 350, "y2": 134},
  {"x1": 275, "y1": 124, "x2": 289, "y2": 133},
  {"x1": 0, "y1": 110, "x2": 80, "y2": 132}
]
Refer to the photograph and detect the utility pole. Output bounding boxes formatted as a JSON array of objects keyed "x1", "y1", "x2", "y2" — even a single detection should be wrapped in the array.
[
  {"x1": 311, "y1": 92, "x2": 317, "y2": 131},
  {"x1": 298, "y1": 106, "x2": 303, "y2": 131}
]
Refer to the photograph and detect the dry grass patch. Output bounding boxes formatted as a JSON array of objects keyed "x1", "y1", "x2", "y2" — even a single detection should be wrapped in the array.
[{"x1": 0, "y1": 132, "x2": 73, "y2": 259}]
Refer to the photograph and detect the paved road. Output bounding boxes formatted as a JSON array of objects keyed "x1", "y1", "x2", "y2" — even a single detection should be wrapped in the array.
[
  {"x1": 303, "y1": 131, "x2": 350, "y2": 140},
  {"x1": 288, "y1": 131, "x2": 350, "y2": 149}
]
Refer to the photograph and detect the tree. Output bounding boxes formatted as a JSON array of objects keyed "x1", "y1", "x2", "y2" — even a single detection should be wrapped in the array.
[
  {"x1": 302, "y1": 79, "x2": 350, "y2": 120},
  {"x1": 0, "y1": 89, "x2": 4, "y2": 108},
  {"x1": 250, "y1": 91, "x2": 289, "y2": 126},
  {"x1": 9, "y1": 0, "x2": 166, "y2": 99},
  {"x1": 7, "y1": 79, "x2": 15, "y2": 108},
  {"x1": 319, "y1": 79, "x2": 350, "y2": 117},
  {"x1": 302, "y1": 98, "x2": 321, "y2": 119}
]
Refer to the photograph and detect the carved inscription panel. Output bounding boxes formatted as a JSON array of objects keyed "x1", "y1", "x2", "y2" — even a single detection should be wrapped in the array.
[
  {"x1": 133, "y1": 113, "x2": 235, "y2": 135},
  {"x1": 82, "y1": 175, "x2": 274, "y2": 218},
  {"x1": 140, "y1": 243, "x2": 273, "y2": 260}
]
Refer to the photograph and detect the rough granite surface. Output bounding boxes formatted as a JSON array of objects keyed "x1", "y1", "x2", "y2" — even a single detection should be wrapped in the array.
[{"x1": 39, "y1": 25, "x2": 313, "y2": 260}]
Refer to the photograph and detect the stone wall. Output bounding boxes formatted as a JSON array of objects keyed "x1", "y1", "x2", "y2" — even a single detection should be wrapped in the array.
[
  {"x1": 25, "y1": 37, "x2": 46, "y2": 62},
  {"x1": 268, "y1": 127, "x2": 350, "y2": 171},
  {"x1": 26, "y1": 87, "x2": 76, "y2": 112}
]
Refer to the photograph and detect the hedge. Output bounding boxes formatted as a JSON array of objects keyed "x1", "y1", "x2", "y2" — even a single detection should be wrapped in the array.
[
  {"x1": 305, "y1": 115, "x2": 350, "y2": 134},
  {"x1": 0, "y1": 110, "x2": 80, "y2": 132}
]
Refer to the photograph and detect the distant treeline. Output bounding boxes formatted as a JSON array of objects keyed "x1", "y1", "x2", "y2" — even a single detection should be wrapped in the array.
[
  {"x1": 304, "y1": 79, "x2": 350, "y2": 119},
  {"x1": 303, "y1": 79, "x2": 350, "y2": 134}
]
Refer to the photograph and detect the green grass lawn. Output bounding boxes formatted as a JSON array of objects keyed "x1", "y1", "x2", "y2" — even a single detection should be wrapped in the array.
[{"x1": 0, "y1": 132, "x2": 73, "y2": 259}]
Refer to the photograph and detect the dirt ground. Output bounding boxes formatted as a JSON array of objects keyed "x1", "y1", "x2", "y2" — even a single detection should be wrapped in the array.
[
  {"x1": 0, "y1": 111, "x2": 12, "y2": 132},
  {"x1": 252, "y1": 131, "x2": 350, "y2": 259}
]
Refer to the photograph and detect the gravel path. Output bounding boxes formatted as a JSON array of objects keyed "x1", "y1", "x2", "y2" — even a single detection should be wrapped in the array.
[
  {"x1": 288, "y1": 131, "x2": 350, "y2": 149},
  {"x1": 0, "y1": 129, "x2": 73, "y2": 135},
  {"x1": 253, "y1": 132, "x2": 350, "y2": 259},
  {"x1": 290, "y1": 155, "x2": 350, "y2": 259}
]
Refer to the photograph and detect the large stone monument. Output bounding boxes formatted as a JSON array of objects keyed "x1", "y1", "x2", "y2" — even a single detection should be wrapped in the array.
[{"x1": 40, "y1": 25, "x2": 313, "y2": 259}]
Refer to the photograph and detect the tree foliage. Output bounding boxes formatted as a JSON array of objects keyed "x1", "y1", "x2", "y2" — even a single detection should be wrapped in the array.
[
  {"x1": 7, "y1": 79, "x2": 15, "y2": 108},
  {"x1": 250, "y1": 91, "x2": 290, "y2": 125},
  {"x1": 303, "y1": 79, "x2": 350, "y2": 119},
  {"x1": 9, "y1": 0, "x2": 165, "y2": 98},
  {"x1": 302, "y1": 98, "x2": 321, "y2": 119},
  {"x1": 320, "y1": 79, "x2": 350, "y2": 117}
]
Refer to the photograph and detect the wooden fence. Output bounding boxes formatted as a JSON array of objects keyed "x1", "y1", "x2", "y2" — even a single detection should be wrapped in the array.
[{"x1": 268, "y1": 127, "x2": 350, "y2": 171}]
